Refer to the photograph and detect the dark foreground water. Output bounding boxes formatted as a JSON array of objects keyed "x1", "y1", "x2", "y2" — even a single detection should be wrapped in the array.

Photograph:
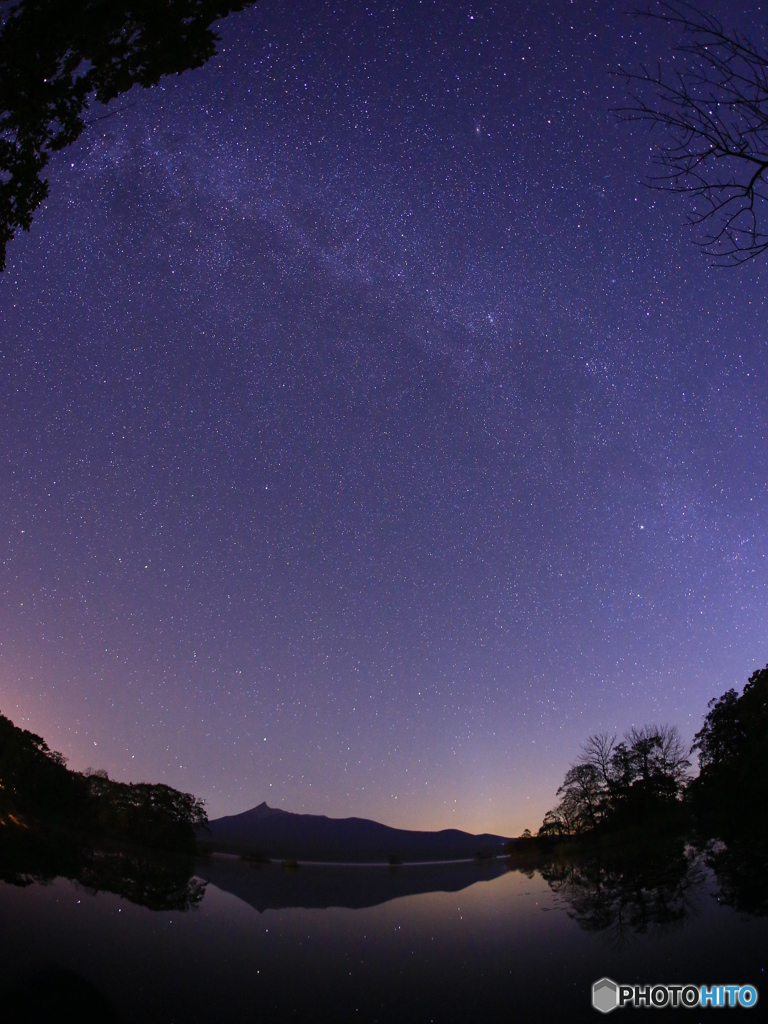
[{"x1": 1, "y1": 847, "x2": 766, "y2": 1023}]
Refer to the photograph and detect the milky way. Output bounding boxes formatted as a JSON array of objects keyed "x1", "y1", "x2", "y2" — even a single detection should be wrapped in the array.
[{"x1": 1, "y1": 0, "x2": 766, "y2": 834}]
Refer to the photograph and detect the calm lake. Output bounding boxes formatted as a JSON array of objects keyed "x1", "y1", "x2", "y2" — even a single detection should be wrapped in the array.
[{"x1": 1, "y1": 850, "x2": 766, "y2": 1022}]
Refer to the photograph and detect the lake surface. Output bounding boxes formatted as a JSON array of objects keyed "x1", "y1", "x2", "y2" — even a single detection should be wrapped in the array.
[{"x1": 1, "y1": 851, "x2": 766, "y2": 1022}]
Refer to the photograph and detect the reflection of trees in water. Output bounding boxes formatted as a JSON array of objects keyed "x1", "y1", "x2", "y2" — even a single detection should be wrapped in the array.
[
  {"x1": 0, "y1": 824, "x2": 205, "y2": 911},
  {"x1": 537, "y1": 842, "x2": 705, "y2": 943},
  {"x1": 705, "y1": 834, "x2": 768, "y2": 917},
  {"x1": 77, "y1": 847, "x2": 206, "y2": 911}
]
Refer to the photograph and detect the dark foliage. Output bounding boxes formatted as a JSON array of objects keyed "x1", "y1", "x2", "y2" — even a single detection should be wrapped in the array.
[
  {"x1": 0, "y1": 710, "x2": 207, "y2": 852},
  {"x1": 0, "y1": 711, "x2": 88, "y2": 819},
  {"x1": 538, "y1": 724, "x2": 690, "y2": 838},
  {"x1": 0, "y1": 807, "x2": 85, "y2": 886},
  {"x1": 690, "y1": 664, "x2": 768, "y2": 816},
  {"x1": 530, "y1": 666, "x2": 768, "y2": 927},
  {"x1": 616, "y1": 2, "x2": 768, "y2": 265},
  {"x1": 538, "y1": 665, "x2": 768, "y2": 841},
  {"x1": 0, "y1": 0, "x2": 257, "y2": 270},
  {"x1": 85, "y1": 772, "x2": 207, "y2": 853}
]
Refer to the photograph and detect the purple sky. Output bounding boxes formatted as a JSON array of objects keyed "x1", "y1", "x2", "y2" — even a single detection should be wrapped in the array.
[{"x1": 1, "y1": 0, "x2": 766, "y2": 835}]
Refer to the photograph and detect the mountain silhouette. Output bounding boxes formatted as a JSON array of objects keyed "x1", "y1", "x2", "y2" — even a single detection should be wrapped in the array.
[{"x1": 202, "y1": 802, "x2": 511, "y2": 862}]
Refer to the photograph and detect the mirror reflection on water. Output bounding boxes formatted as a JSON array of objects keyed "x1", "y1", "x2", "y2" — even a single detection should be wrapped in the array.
[{"x1": 1, "y1": 839, "x2": 766, "y2": 1023}]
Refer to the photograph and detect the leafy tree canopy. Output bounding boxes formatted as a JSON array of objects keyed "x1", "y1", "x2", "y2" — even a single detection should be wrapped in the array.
[
  {"x1": 0, "y1": 0, "x2": 257, "y2": 270},
  {"x1": 0, "y1": 710, "x2": 81, "y2": 817},
  {"x1": 539, "y1": 724, "x2": 690, "y2": 838},
  {"x1": 0, "y1": 710, "x2": 207, "y2": 852},
  {"x1": 538, "y1": 665, "x2": 768, "y2": 841},
  {"x1": 690, "y1": 664, "x2": 768, "y2": 812}
]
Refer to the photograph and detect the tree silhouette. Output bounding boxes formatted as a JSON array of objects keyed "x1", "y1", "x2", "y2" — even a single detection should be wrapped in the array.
[
  {"x1": 0, "y1": 709, "x2": 208, "y2": 852},
  {"x1": 705, "y1": 833, "x2": 768, "y2": 917},
  {"x1": 0, "y1": 0, "x2": 257, "y2": 270},
  {"x1": 539, "y1": 724, "x2": 690, "y2": 837},
  {"x1": 0, "y1": 710, "x2": 87, "y2": 819},
  {"x1": 690, "y1": 664, "x2": 768, "y2": 816},
  {"x1": 85, "y1": 771, "x2": 207, "y2": 853},
  {"x1": 616, "y1": 2, "x2": 768, "y2": 265}
]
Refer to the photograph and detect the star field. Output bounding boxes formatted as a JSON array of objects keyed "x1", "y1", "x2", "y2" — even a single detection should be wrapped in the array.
[{"x1": 0, "y1": 0, "x2": 766, "y2": 834}]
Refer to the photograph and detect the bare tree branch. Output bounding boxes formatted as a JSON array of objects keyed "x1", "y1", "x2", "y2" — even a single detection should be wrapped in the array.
[{"x1": 615, "y1": 1, "x2": 768, "y2": 266}]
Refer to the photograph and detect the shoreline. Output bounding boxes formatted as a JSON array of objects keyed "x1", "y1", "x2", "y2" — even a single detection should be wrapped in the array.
[{"x1": 202, "y1": 850, "x2": 509, "y2": 868}]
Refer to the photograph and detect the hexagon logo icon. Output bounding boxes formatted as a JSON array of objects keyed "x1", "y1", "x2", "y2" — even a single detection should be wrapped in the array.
[{"x1": 592, "y1": 978, "x2": 619, "y2": 1013}]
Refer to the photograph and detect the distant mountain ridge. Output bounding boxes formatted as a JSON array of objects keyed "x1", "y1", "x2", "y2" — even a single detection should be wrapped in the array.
[{"x1": 202, "y1": 802, "x2": 511, "y2": 863}]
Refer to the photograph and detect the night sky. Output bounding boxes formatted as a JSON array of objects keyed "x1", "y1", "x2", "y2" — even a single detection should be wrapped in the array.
[{"x1": 1, "y1": 0, "x2": 766, "y2": 836}]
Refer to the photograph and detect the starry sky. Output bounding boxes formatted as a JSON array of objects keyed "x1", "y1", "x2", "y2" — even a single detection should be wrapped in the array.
[{"x1": 1, "y1": 0, "x2": 766, "y2": 836}]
